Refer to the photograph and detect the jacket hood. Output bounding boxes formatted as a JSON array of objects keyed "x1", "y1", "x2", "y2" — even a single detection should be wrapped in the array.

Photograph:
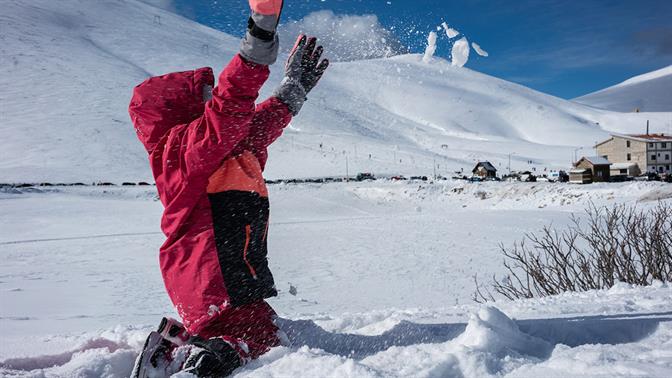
[{"x1": 129, "y1": 67, "x2": 215, "y2": 154}]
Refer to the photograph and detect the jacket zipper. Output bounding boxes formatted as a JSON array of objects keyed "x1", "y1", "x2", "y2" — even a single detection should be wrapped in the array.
[{"x1": 242, "y1": 224, "x2": 257, "y2": 279}]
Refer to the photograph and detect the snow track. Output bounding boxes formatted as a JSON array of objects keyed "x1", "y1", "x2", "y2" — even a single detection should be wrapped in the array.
[{"x1": 0, "y1": 232, "x2": 161, "y2": 246}]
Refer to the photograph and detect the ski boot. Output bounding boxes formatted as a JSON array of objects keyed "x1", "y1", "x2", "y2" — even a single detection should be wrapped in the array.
[
  {"x1": 180, "y1": 336, "x2": 243, "y2": 378},
  {"x1": 131, "y1": 317, "x2": 190, "y2": 378}
]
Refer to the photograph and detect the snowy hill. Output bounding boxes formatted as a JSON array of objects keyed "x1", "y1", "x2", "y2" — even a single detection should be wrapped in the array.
[
  {"x1": 3, "y1": 0, "x2": 672, "y2": 183},
  {"x1": 574, "y1": 65, "x2": 672, "y2": 112}
]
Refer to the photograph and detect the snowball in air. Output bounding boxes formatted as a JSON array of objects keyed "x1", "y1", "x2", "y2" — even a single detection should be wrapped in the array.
[
  {"x1": 451, "y1": 37, "x2": 470, "y2": 67},
  {"x1": 423, "y1": 31, "x2": 437, "y2": 63},
  {"x1": 441, "y1": 22, "x2": 459, "y2": 38},
  {"x1": 472, "y1": 42, "x2": 489, "y2": 57}
]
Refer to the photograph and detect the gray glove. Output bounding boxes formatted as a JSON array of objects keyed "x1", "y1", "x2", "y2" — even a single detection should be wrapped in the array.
[
  {"x1": 274, "y1": 35, "x2": 330, "y2": 116},
  {"x1": 239, "y1": 1, "x2": 283, "y2": 66}
]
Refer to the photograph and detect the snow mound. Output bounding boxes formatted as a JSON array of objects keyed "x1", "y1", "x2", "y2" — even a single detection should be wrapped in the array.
[
  {"x1": 456, "y1": 307, "x2": 552, "y2": 358},
  {"x1": 0, "y1": 326, "x2": 148, "y2": 377},
  {"x1": 349, "y1": 177, "x2": 672, "y2": 211},
  {"x1": 574, "y1": 65, "x2": 672, "y2": 112}
]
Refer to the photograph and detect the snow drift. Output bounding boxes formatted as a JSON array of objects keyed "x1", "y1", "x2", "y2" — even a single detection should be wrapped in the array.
[{"x1": 2, "y1": 283, "x2": 670, "y2": 377}]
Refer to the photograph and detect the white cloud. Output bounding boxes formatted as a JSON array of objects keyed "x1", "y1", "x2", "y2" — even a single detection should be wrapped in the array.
[{"x1": 279, "y1": 10, "x2": 406, "y2": 62}]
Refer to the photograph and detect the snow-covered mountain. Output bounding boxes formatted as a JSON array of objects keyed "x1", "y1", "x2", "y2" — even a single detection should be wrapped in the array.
[
  {"x1": 2, "y1": 0, "x2": 670, "y2": 183},
  {"x1": 574, "y1": 65, "x2": 672, "y2": 112}
]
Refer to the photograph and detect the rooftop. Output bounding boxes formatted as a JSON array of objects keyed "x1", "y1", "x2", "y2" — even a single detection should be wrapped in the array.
[
  {"x1": 595, "y1": 133, "x2": 672, "y2": 147},
  {"x1": 611, "y1": 162, "x2": 637, "y2": 169},
  {"x1": 626, "y1": 133, "x2": 672, "y2": 141},
  {"x1": 472, "y1": 161, "x2": 497, "y2": 172},
  {"x1": 579, "y1": 156, "x2": 611, "y2": 165}
]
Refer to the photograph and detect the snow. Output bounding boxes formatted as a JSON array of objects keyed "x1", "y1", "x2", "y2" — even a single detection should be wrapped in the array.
[
  {"x1": 3, "y1": 0, "x2": 672, "y2": 376},
  {"x1": 451, "y1": 37, "x2": 470, "y2": 68},
  {"x1": 422, "y1": 32, "x2": 437, "y2": 63},
  {"x1": 574, "y1": 65, "x2": 672, "y2": 112},
  {"x1": 472, "y1": 42, "x2": 489, "y2": 57},
  {"x1": 2, "y1": 0, "x2": 671, "y2": 183},
  {"x1": 618, "y1": 65, "x2": 672, "y2": 87},
  {"x1": 441, "y1": 22, "x2": 460, "y2": 39},
  {"x1": 1, "y1": 181, "x2": 671, "y2": 376},
  {"x1": 279, "y1": 10, "x2": 403, "y2": 62}
]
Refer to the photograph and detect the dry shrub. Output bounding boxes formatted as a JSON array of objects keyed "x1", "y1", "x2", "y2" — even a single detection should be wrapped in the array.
[{"x1": 474, "y1": 202, "x2": 672, "y2": 302}]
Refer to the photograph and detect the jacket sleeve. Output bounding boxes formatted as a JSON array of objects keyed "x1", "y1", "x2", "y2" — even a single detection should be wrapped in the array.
[
  {"x1": 161, "y1": 55, "x2": 270, "y2": 180},
  {"x1": 244, "y1": 96, "x2": 293, "y2": 170}
]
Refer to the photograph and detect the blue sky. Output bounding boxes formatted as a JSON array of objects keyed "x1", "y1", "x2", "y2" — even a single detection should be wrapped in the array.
[{"x1": 164, "y1": 0, "x2": 671, "y2": 99}]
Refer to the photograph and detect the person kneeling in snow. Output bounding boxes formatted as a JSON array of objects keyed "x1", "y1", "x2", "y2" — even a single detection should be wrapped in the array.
[{"x1": 128, "y1": 1, "x2": 328, "y2": 376}]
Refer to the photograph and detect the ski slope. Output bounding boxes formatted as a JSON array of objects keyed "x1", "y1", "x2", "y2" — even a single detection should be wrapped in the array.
[
  {"x1": 574, "y1": 65, "x2": 672, "y2": 112},
  {"x1": 2, "y1": 0, "x2": 671, "y2": 183}
]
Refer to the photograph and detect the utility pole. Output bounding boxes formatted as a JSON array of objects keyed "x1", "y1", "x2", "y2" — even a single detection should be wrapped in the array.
[
  {"x1": 433, "y1": 158, "x2": 437, "y2": 180},
  {"x1": 573, "y1": 147, "x2": 583, "y2": 165},
  {"x1": 508, "y1": 152, "x2": 516, "y2": 174},
  {"x1": 345, "y1": 154, "x2": 349, "y2": 182}
]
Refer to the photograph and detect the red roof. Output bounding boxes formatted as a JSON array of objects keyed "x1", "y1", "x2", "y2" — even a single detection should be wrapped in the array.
[{"x1": 626, "y1": 133, "x2": 672, "y2": 141}]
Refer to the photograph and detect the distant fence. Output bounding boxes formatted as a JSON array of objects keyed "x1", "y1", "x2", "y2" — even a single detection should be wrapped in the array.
[{"x1": 0, "y1": 175, "x2": 436, "y2": 189}]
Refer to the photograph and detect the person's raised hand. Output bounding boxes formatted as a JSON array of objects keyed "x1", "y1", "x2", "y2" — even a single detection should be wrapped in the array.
[{"x1": 273, "y1": 34, "x2": 330, "y2": 116}]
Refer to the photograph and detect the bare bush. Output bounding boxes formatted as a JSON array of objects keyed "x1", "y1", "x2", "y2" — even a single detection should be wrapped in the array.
[{"x1": 474, "y1": 202, "x2": 672, "y2": 302}]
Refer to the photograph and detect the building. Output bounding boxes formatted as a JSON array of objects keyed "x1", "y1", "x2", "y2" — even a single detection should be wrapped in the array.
[
  {"x1": 472, "y1": 161, "x2": 497, "y2": 179},
  {"x1": 595, "y1": 133, "x2": 672, "y2": 175},
  {"x1": 569, "y1": 168, "x2": 592, "y2": 184},
  {"x1": 574, "y1": 156, "x2": 611, "y2": 182},
  {"x1": 610, "y1": 162, "x2": 639, "y2": 177}
]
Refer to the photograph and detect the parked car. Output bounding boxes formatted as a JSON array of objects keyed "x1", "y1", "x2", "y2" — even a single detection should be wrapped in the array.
[
  {"x1": 390, "y1": 175, "x2": 407, "y2": 181},
  {"x1": 546, "y1": 171, "x2": 569, "y2": 182},
  {"x1": 519, "y1": 171, "x2": 537, "y2": 182},
  {"x1": 636, "y1": 172, "x2": 661, "y2": 181},
  {"x1": 609, "y1": 175, "x2": 630, "y2": 183},
  {"x1": 410, "y1": 176, "x2": 428, "y2": 181},
  {"x1": 558, "y1": 170, "x2": 569, "y2": 183},
  {"x1": 356, "y1": 172, "x2": 376, "y2": 181}
]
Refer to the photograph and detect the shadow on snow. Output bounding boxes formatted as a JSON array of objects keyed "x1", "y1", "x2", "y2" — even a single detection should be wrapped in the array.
[{"x1": 276, "y1": 311, "x2": 672, "y2": 359}]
